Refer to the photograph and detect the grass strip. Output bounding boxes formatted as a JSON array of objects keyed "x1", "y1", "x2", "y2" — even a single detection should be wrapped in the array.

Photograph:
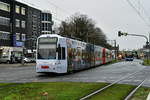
[
  {"x1": 0, "y1": 82, "x2": 149, "y2": 100},
  {"x1": 143, "y1": 59, "x2": 150, "y2": 66},
  {"x1": 88, "y1": 84, "x2": 136, "y2": 100},
  {"x1": 0, "y1": 83, "x2": 13, "y2": 87},
  {"x1": 0, "y1": 82, "x2": 108, "y2": 100},
  {"x1": 130, "y1": 87, "x2": 150, "y2": 100},
  {"x1": 104, "y1": 60, "x2": 119, "y2": 66}
]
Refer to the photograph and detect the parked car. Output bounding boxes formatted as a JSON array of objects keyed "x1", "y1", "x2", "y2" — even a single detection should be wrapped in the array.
[
  {"x1": 0, "y1": 55, "x2": 18, "y2": 64},
  {"x1": 125, "y1": 55, "x2": 134, "y2": 61},
  {"x1": 24, "y1": 57, "x2": 35, "y2": 63},
  {"x1": 0, "y1": 56, "x2": 11, "y2": 64}
]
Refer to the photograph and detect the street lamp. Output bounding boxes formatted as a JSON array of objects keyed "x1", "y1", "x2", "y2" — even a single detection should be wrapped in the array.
[
  {"x1": 118, "y1": 31, "x2": 149, "y2": 62},
  {"x1": 107, "y1": 40, "x2": 118, "y2": 59},
  {"x1": 118, "y1": 31, "x2": 149, "y2": 44}
]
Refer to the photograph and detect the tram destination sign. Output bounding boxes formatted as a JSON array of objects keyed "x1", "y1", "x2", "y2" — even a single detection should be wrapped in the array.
[{"x1": 39, "y1": 37, "x2": 57, "y2": 43}]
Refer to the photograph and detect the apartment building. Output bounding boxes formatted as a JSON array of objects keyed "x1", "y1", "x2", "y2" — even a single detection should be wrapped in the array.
[
  {"x1": 0, "y1": 0, "x2": 53, "y2": 62},
  {"x1": 41, "y1": 11, "x2": 53, "y2": 34},
  {"x1": 26, "y1": 6, "x2": 41, "y2": 50}
]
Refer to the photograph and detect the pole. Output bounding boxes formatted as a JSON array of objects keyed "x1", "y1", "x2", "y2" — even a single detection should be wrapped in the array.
[
  {"x1": 128, "y1": 34, "x2": 149, "y2": 43},
  {"x1": 21, "y1": 46, "x2": 25, "y2": 65},
  {"x1": 128, "y1": 33, "x2": 149, "y2": 63},
  {"x1": 149, "y1": 33, "x2": 150, "y2": 45},
  {"x1": 114, "y1": 40, "x2": 117, "y2": 59},
  {"x1": 107, "y1": 40, "x2": 117, "y2": 59},
  {"x1": 118, "y1": 31, "x2": 150, "y2": 63},
  {"x1": 149, "y1": 33, "x2": 150, "y2": 60}
]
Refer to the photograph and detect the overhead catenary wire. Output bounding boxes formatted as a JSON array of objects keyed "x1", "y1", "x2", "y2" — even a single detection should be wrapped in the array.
[
  {"x1": 34, "y1": 0, "x2": 71, "y2": 16},
  {"x1": 45, "y1": 0, "x2": 71, "y2": 16},
  {"x1": 137, "y1": 0, "x2": 149, "y2": 19},
  {"x1": 53, "y1": 17, "x2": 63, "y2": 22},
  {"x1": 45, "y1": 0, "x2": 71, "y2": 22},
  {"x1": 126, "y1": 0, "x2": 150, "y2": 28},
  {"x1": 140, "y1": 3, "x2": 149, "y2": 17},
  {"x1": 137, "y1": 0, "x2": 150, "y2": 25},
  {"x1": 18, "y1": 0, "x2": 66, "y2": 23},
  {"x1": 36, "y1": 0, "x2": 69, "y2": 22},
  {"x1": 18, "y1": 0, "x2": 42, "y2": 10}
]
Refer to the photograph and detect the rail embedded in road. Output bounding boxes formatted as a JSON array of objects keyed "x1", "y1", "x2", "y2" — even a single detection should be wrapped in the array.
[
  {"x1": 124, "y1": 77, "x2": 148, "y2": 100},
  {"x1": 80, "y1": 67, "x2": 147, "y2": 100}
]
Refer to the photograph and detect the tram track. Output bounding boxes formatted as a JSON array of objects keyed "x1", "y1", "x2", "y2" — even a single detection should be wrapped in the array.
[
  {"x1": 124, "y1": 78, "x2": 147, "y2": 100},
  {"x1": 80, "y1": 67, "x2": 148, "y2": 100}
]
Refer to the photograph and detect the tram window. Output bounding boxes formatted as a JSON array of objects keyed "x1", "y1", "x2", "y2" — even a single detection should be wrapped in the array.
[
  {"x1": 58, "y1": 46, "x2": 61, "y2": 60},
  {"x1": 58, "y1": 47, "x2": 65, "y2": 60},
  {"x1": 62, "y1": 47, "x2": 65, "y2": 60}
]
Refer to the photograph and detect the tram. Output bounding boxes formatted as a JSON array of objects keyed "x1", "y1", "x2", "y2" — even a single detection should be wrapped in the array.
[{"x1": 36, "y1": 34, "x2": 113, "y2": 73}]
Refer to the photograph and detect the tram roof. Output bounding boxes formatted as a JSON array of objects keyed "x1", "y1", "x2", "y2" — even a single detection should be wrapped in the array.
[
  {"x1": 38, "y1": 34, "x2": 109, "y2": 50},
  {"x1": 38, "y1": 34, "x2": 64, "y2": 38}
]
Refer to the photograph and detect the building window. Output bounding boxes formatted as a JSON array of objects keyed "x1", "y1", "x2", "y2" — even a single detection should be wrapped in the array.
[
  {"x1": 48, "y1": 14, "x2": 51, "y2": 21},
  {"x1": 21, "y1": 34, "x2": 26, "y2": 41},
  {"x1": 21, "y1": 7, "x2": 26, "y2": 15},
  {"x1": 46, "y1": 23, "x2": 50, "y2": 31},
  {"x1": 48, "y1": 23, "x2": 51, "y2": 31},
  {"x1": 15, "y1": 19, "x2": 20, "y2": 27},
  {"x1": 42, "y1": 23, "x2": 44, "y2": 31},
  {"x1": 0, "y1": 31, "x2": 10, "y2": 40},
  {"x1": 0, "y1": 16, "x2": 10, "y2": 26},
  {"x1": 42, "y1": 23, "x2": 51, "y2": 33},
  {"x1": 42, "y1": 13, "x2": 44, "y2": 21},
  {"x1": 42, "y1": 13, "x2": 51, "y2": 21},
  {"x1": 16, "y1": 33, "x2": 20, "y2": 40},
  {"x1": 45, "y1": 14, "x2": 47, "y2": 21},
  {"x1": 15, "y1": 5, "x2": 20, "y2": 14},
  {"x1": 0, "y1": 2, "x2": 10, "y2": 12},
  {"x1": 21, "y1": 21, "x2": 26, "y2": 28}
]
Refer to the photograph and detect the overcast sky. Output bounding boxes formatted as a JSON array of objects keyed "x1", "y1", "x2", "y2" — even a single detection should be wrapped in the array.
[{"x1": 19, "y1": 0, "x2": 150, "y2": 50}]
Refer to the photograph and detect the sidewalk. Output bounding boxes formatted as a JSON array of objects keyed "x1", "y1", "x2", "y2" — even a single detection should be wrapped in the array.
[{"x1": 0, "y1": 63, "x2": 36, "y2": 68}]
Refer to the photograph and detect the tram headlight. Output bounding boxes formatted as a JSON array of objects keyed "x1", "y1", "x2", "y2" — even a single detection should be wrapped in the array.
[
  {"x1": 50, "y1": 62, "x2": 56, "y2": 65},
  {"x1": 3, "y1": 52, "x2": 6, "y2": 55}
]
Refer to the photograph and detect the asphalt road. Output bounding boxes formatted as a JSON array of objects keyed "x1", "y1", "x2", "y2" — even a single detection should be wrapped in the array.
[{"x1": 0, "y1": 59, "x2": 150, "y2": 87}]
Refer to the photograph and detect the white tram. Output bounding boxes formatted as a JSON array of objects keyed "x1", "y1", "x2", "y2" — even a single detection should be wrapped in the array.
[{"x1": 36, "y1": 34, "x2": 113, "y2": 73}]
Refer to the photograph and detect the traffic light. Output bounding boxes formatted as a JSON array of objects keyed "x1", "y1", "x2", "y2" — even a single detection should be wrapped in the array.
[
  {"x1": 118, "y1": 31, "x2": 128, "y2": 37},
  {"x1": 146, "y1": 42, "x2": 149, "y2": 45},
  {"x1": 118, "y1": 31, "x2": 123, "y2": 37},
  {"x1": 124, "y1": 33, "x2": 128, "y2": 36}
]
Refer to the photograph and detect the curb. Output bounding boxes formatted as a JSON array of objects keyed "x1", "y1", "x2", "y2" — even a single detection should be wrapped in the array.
[{"x1": 0, "y1": 63, "x2": 36, "y2": 68}]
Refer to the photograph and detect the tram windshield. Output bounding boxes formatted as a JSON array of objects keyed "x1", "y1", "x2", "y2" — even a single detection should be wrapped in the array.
[{"x1": 37, "y1": 37, "x2": 57, "y2": 59}]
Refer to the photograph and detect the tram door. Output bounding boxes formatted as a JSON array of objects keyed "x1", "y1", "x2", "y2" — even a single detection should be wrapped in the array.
[
  {"x1": 0, "y1": 49, "x2": 2, "y2": 58},
  {"x1": 102, "y1": 48, "x2": 106, "y2": 64},
  {"x1": 66, "y1": 39, "x2": 75, "y2": 72},
  {"x1": 57, "y1": 39, "x2": 68, "y2": 73}
]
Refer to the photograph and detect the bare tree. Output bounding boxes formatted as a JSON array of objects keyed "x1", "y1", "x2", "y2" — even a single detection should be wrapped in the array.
[{"x1": 57, "y1": 13, "x2": 112, "y2": 49}]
